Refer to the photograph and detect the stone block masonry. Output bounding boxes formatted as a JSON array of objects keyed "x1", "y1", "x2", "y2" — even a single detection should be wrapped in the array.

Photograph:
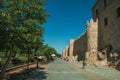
[
  {"x1": 85, "y1": 19, "x2": 98, "y2": 65},
  {"x1": 62, "y1": 46, "x2": 69, "y2": 61},
  {"x1": 73, "y1": 32, "x2": 87, "y2": 62}
]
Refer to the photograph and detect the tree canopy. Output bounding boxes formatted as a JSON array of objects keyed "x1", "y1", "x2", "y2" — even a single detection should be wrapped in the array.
[{"x1": 0, "y1": 0, "x2": 48, "y2": 51}]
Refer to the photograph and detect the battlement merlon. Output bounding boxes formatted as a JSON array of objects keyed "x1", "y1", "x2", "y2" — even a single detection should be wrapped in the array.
[
  {"x1": 70, "y1": 39, "x2": 75, "y2": 44},
  {"x1": 86, "y1": 18, "x2": 98, "y2": 27}
]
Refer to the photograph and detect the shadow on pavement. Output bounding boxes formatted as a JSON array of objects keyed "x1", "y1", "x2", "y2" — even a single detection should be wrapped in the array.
[{"x1": 7, "y1": 67, "x2": 47, "y2": 80}]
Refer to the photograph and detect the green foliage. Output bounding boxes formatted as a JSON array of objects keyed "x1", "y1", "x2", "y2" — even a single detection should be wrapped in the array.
[
  {"x1": 0, "y1": 52, "x2": 6, "y2": 57},
  {"x1": 36, "y1": 44, "x2": 59, "y2": 57},
  {"x1": 0, "y1": 0, "x2": 48, "y2": 54},
  {"x1": 0, "y1": 58, "x2": 14, "y2": 68},
  {"x1": 56, "y1": 54, "x2": 62, "y2": 58}
]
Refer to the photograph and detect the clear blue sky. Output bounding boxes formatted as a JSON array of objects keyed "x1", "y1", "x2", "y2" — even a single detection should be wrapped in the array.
[{"x1": 43, "y1": 0, "x2": 96, "y2": 54}]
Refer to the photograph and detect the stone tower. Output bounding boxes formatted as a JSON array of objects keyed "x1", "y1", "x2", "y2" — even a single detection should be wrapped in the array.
[
  {"x1": 86, "y1": 18, "x2": 98, "y2": 52},
  {"x1": 69, "y1": 39, "x2": 74, "y2": 61},
  {"x1": 65, "y1": 46, "x2": 69, "y2": 60},
  {"x1": 86, "y1": 18, "x2": 98, "y2": 65},
  {"x1": 62, "y1": 49, "x2": 66, "y2": 59}
]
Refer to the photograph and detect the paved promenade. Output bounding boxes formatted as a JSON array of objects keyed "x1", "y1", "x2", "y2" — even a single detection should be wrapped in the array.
[{"x1": 25, "y1": 58, "x2": 120, "y2": 80}]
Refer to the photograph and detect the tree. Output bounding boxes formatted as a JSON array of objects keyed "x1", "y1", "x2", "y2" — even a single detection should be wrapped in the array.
[
  {"x1": 40, "y1": 45, "x2": 58, "y2": 59},
  {"x1": 17, "y1": 26, "x2": 45, "y2": 69},
  {"x1": 0, "y1": 0, "x2": 48, "y2": 79},
  {"x1": 0, "y1": 14, "x2": 9, "y2": 57}
]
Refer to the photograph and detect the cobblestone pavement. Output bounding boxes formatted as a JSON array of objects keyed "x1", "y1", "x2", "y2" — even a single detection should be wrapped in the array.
[
  {"x1": 25, "y1": 58, "x2": 120, "y2": 80},
  {"x1": 72, "y1": 62, "x2": 120, "y2": 80}
]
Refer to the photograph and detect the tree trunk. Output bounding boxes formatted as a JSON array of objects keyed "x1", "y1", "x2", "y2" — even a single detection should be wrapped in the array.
[
  {"x1": 5, "y1": 50, "x2": 8, "y2": 58},
  {"x1": 27, "y1": 53, "x2": 30, "y2": 69},
  {"x1": 36, "y1": 58, "x2": 39, "y2": 68},
  {"x1": 0, "y1": 44, "x2": 14, "y2": 80}
]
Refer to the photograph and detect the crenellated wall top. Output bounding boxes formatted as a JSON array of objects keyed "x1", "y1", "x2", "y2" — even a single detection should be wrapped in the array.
[{"x1": 86, "y1": 18, "x2": 98, "y2": 27}]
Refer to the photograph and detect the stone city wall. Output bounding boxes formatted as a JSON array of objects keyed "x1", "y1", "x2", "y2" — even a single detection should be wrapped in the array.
[
  {"x1": 63, "y1": 0, "x2": 120, "y2": 69},
  {"x1": 62, "y1": 46, "x2": 69, "y2": 61},
  {"x1": 73, "y1": 32, "x2": 87, "y2": 62},
  {"x1": 62, "y1": 48, "x2": 66, "y2": 60}
]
